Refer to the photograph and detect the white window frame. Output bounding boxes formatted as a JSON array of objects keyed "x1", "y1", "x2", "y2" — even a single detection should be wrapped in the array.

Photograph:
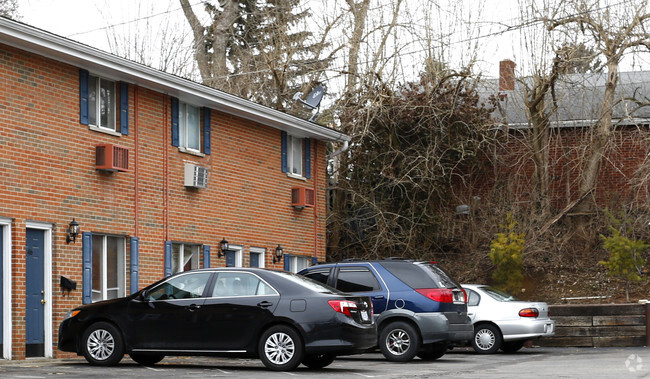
[
  {"x1": 91, "y1": 235, "x2": 126, "y2": 303},
  {"x1": 229, "y1": 244, "x2": 244, "y2": 267},
  {"x1": 179, "y1": 101, "x2": 201, "y2": 153},
  {"x1": 171, "y1": 243, "x2": 200, "y2": 273},
  {"x1": 250, "y1": 247, "x2": 266, "y2": 268},
  {"x1": 0, "y1": 218, "x2": 12, "y2": 360},
  {"x1": 287, "y1": 134, "x2": 303, "y2": 177},
  {"x1": 88, "y1": 75, "x2": 116, "y2": 132},
  {"x1": 289, "y1": 255, "x2": 310, "y2": 273}
]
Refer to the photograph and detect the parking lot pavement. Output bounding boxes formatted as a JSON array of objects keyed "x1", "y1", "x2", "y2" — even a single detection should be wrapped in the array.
[{"x1": 0, "y1": 347, "x2": 649, "y2": 378}]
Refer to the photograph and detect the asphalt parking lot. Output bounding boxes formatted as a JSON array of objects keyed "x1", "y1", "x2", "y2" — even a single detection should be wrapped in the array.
[{"x1": 0, "y1": 347, "x2": 648, "y2": 378}]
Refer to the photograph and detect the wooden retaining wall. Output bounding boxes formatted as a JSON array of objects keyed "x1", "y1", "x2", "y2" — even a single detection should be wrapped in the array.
[{"x1": 538, "y1": 304, "x2": 649, "y2": 347}]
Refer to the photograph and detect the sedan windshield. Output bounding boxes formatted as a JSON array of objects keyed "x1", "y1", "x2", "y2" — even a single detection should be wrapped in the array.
[{"x1": 481, "y1": 286, "x2": 519, "y2": 301}]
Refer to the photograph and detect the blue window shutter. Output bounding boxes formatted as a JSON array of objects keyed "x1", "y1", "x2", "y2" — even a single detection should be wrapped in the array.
[
  {"x1": 171, "y1": 97, "x2": 179, "y2": 147},
  {"x1": 164, "y1": 241, "x2": 172, "y2": 277},
  {"x1": 281, "y1": 131, "x2": 288, "y2": 173},
  {"x1": 283, "y1": 254, "x2": 290, "y2": 271},
  {"x1": 203, "y1": 245, "x2": 210, "y2": 268},
  {"x1": 82, "y1": 232, "x2": 92, "y2": 304},
  {"x1": 120, "y1": 82, "x2": 129, "y2": 135},
  {"x1": 130, "y1": 237, "x2": 139, "y2": 294},
  {"x1": 203, "y1": 107, "x2": 211, "y2": 155},
  {"x1": 304, "y1": 138, "x2": 311, "y2": 179},
  {"x1": 312, "y1": 256, "x2": 318, "y2": 266},
  {"x1": 79, "y1": 69, "x2": 89, "y2": 125}
]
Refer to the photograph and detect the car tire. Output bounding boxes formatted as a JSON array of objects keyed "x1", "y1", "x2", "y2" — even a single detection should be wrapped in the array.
[
  {"x1": 471, "y1": 324, "x2": 502, "y2": 354},
  {"x1": 416, "y1": 342, "x2": 447, "y2": 361},
  {"x1": 379, "y1": 321, "x2": 421, "y2": 362},
  {"x1": 302, "y1": 353, "x2": 335, "y2": 369},
  {"x1": 81, "y1": 322, "x2": 125, "y2": 366},
  {"x1": 500, "y1": 341, "x2": 525, "y2": 353},
  {"x1": 129, "y1": 353, "x2": 165, "y2": 366},
  {"x1": 258, "y1": 325, "x2": 304, "y2": 371}
]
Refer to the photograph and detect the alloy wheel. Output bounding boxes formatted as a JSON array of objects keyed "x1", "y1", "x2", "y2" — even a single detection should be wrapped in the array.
[
  {"x1": 264, "y1": 332, "x2": 295, "y2": 365},
  {"x1": 87, "y1": 328, "x2": 115, "y2": 361}
]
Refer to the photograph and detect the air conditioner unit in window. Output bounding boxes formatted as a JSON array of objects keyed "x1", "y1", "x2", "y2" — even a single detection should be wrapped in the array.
[
  {"x1": 291, "y1": 187, "x2": 315, "y2": 209},
  {"x1": 96, "y1": 144, "x2": 129, "y2": 172},
  {"x1": 184, "y1": 163, "x2": 208, "y2": 188}
]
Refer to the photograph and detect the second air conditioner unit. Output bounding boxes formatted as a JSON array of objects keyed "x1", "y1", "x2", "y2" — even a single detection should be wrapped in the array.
[
  {"x1": 184, "y1": 163, "x2": 208, "y2": 189},
  {"x1": 291, "y1": 187, "x2": 315, "y2": 209}
]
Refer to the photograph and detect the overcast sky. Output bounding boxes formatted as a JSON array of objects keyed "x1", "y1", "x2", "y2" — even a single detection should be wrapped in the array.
[{"x1": 15, "y1": 0, "x2": 650, "y2": 83}]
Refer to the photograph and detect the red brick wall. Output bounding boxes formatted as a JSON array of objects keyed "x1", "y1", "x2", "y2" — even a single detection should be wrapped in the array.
[
  {"x1": 493, "y1": 126, "x2": 650, "y2": 209},
  {"x1": 0, "y1": 43, "x2": 327, "y2": 359}
]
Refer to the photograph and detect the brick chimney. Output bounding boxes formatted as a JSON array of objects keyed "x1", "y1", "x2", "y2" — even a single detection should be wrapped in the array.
[{"x1": 499, "y1": 60, "x2": 516, "y2": 91}]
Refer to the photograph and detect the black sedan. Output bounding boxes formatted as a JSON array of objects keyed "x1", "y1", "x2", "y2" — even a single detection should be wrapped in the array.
[{"x1": 58, "y1": 268, "x2": 376, "y2": 371}]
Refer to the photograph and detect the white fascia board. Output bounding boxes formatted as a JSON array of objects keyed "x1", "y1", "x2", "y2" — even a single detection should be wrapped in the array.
[{"x1": 0, "y1": 18, "x2": 350, "y2": 142}]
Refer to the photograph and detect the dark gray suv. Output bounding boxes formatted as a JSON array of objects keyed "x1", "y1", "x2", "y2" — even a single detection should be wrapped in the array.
[{"x1": 299, "y1": 259, "x2": 472, "y2": 362}]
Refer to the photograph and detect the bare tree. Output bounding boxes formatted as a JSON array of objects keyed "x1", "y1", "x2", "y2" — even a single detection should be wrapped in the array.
[
  {"x1": 104, "y1": 2, "x2": 195, "y2": 78},
  {"x1": 0, "y1": 0, "x2": 18, "y2": 19},
  {"x1": 547, "y1": 0, "x2": 650, "y2": 217}
]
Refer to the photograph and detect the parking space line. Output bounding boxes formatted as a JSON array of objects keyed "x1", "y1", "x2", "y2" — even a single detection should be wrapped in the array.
[
  {"x1": 352, "y1": 373, "x2": 376, "y2": 378},
  {"x1": 215, "y1": 368, "x2": 231, "y2": 374},
  {"x1": 144, "y1": 366, "x2": 165, "y2": 372}
]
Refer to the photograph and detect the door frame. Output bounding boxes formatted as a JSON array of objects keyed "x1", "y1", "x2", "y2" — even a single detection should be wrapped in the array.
[
  {"x1": 0, "y1": 217, "x2": 12, "y2": 360},
  {"x1": 25, "y1": 221, "x2": 53, "y2": 358}
]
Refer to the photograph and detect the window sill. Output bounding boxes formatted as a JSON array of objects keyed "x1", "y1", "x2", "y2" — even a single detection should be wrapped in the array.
[
  {"x1": 286, "y1": 172, "x2": 306, "y2": 181},
  {"x1": 178, "y1": 147, "x2": 205, "y2": 158},
  {"x1": 89, "y1": 125, "x2": 121, "y2": 137}
]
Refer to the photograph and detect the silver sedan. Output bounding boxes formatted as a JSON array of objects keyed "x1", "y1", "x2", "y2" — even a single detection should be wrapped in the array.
[{"x1": 461, "y1": 284, "x2": 555, "y2": 354}]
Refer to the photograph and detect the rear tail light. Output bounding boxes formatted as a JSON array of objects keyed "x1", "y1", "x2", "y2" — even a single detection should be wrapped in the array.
[
  {"x1": 328, "y1": 300, "x2": 358, "y2": 317},
  {"x1": 416, "y1": 288, "x2": 454, "y2": 303},
  {"x1": 460, "y1": 288, "x2": 468, "y2": 303},
  {"x1": 416, "y1": 288, "x2": 467, "y2": 303},
  {"x1": 519, "y1": 308, "x2": 539, "y2": 317}
]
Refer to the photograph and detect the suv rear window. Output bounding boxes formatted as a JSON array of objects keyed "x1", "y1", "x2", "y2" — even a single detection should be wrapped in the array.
[
  {"x1": 336, "y1": 267, "x2": 381, "y2": 292},
  {"x1": 380, "y1": 262, "x2": 459, "y2": 289}
]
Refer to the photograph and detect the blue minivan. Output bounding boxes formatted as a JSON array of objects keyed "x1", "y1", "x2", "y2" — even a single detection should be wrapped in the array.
[{"x1": 299, "y1": 258, "x2": 473, "y2": 362}]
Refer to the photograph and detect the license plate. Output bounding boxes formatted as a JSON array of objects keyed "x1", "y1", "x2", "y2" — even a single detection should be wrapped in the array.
[{"x1": 361, "y1": 311, "x2": 369, "y2": 321}]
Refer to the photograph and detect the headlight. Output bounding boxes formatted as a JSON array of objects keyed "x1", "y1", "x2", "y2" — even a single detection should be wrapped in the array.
[{"x1": 62, "y1": 309, "x2": 81, "y2": 321}]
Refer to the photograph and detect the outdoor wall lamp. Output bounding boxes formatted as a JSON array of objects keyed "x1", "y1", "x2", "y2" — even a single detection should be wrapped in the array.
[
  {"x1": 273, "y1": 245, "x2": 284, "y2": 264},
  {"x1": 218, "y1": 238, "x2": 229, "y2": 258},
  {"x1": 66, "y1": 218, "x2": 80, "y2": 244}
]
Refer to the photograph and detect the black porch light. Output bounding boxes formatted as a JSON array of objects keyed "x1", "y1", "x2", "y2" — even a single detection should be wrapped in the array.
[
  {"x1": 218, "y1": 238, "x2": 229, "y2": 258},
  {"x1": 66, "y1": 218, "x2": 80, "y2": 244},
  {"x1": 273, "y1": 245, "x2": 284, "y2": 264}
]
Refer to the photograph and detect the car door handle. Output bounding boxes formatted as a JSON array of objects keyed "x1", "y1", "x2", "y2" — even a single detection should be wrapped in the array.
[
  {"x1": 187, "y1": 304, "x2": 201, "y2": 312},
  {"x1": 257, "y1": 301, "x2": 273, "y2": 308},
  {"x1": 373, "y1": 295, "x2": 385, "y2": 299}
]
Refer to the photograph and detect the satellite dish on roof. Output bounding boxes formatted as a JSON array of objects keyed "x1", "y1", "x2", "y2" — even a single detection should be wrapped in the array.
[{"x1": 293, "y1": 85, "x2": 325, "y2": 121}]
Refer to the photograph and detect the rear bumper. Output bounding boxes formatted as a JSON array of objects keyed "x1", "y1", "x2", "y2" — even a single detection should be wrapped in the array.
[
  {"x1": 416, "y1": 312, "x2": 473, "y2": 344},
  {"x1": 303, "y1": 318, "x2": 377, "y2": 355},
  {"x1": 499, "y1": 319, "x2": 555, "y2": 341}
]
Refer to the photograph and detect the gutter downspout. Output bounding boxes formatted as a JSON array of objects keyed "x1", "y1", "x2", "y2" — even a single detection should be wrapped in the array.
[
  {"x1": 326, "y1": 140, "x2": 349, "y2": 159},
  {"x1": 163, "y1": 95, "x2": 169, "y2": 241},
  {"x1": 134, "y1": 85, "x2": 139, "y2": 237},
  {"x1": 313, "y1": 139, "x2": 318, "y2": 262}
]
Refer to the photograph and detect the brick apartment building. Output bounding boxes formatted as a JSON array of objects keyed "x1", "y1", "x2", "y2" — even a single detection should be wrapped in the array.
[{"x1": 0, "y1": 17, "x2": 349, "y2": 360}]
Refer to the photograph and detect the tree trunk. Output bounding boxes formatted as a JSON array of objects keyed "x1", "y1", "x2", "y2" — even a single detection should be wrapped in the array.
[{"x1": 574, "y1": 60, "x2": 618, "y2": 215}]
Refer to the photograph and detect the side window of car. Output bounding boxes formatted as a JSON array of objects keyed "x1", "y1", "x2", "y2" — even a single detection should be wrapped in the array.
[
  {"x1": 211, "y1": 272, "x2": 278, "y2": 297},
  {"x1": 303, "y1": 269, "x2": 331, "y2": 285},
  {"x1": 336, "y1": 267, "x2": 381, "y2": 292},
  {"x1": 147, "y1": 272, "x2": 212, "y2": 300},
  {"x1": 467, "y1": 289, "x2": 480, "y2": 306}
]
